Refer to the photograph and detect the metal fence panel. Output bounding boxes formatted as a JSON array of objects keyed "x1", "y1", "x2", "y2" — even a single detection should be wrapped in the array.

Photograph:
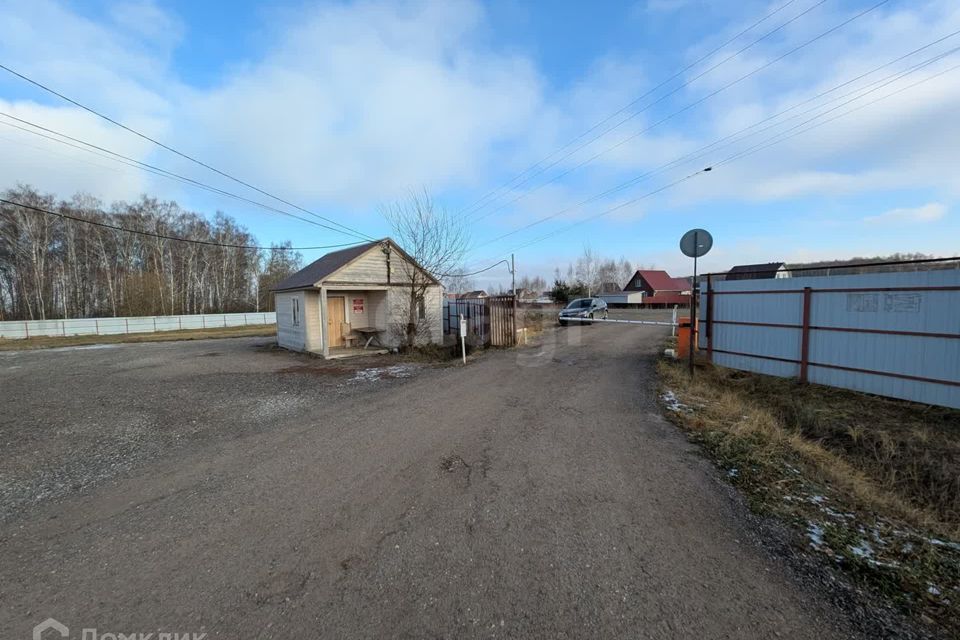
[
  {"x1": 701, "y1": 269, "x2": 960, "y2": 409},
  {"x1": 0, "y1": 312, "x2": 276, "y2": 340}
]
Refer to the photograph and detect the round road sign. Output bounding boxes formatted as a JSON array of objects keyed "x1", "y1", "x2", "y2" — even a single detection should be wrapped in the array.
[{"x1": 680, "y1": 228, "x2": 713, "y2": 258}]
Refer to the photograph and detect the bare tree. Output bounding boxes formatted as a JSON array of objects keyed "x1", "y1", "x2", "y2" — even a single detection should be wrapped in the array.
[
  {"x1": 0, "y1": 184, "x2": 296, "y2": 320},
  {"x1": 443, "y1": 265, "x2": 475, "y2": 295},
  {"x1": 381, "y1": 189, "x2": 468, "y2": 348},
  {"x1": 575, "y1": 245, "x2": 600, "y2": 296}
]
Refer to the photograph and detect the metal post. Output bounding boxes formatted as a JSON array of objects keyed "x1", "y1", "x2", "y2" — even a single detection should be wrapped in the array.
[
  {"x1": 706, "y1": 274, "x2": 713, "y2": 362},
  {"x1": 688, "y1": 232, "x2": 698, "y2": 377},
  {"x1": 125, "y1": 317, "x2": 130, "y2": 334},
  {"x1": 460, "y1": 313, "x2": 467, "y2": 364},
  {"x1": 24, "y1": 321, "x2": 28, "y2": 339},
  {"x1": 671, "y1": 306, "x2": 678, "y2": 337},
  {"x1": 511, "y1": 254, "x2": 517, "y2": 346},
  {"x1": 800, "y1": 287, "x2": 813, "y2": 382}
]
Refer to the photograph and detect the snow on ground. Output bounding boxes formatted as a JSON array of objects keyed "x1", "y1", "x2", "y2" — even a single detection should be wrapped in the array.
[{"x1": 347, "y1": 364, "x2": 418, "y2": 384}]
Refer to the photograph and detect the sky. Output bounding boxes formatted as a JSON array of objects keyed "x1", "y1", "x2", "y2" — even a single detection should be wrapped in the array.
[{"x1": 0, "y1": 0, "x2": 958, "y2": 289}]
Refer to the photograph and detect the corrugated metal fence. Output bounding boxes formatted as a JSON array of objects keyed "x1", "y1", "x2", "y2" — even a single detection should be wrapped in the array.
[
  {"x1": 700, "y1": 269, "x2": 960, "y2": 409},
  {"x1": 0, "y1": 312, "x2": 277, "y2": 340}
]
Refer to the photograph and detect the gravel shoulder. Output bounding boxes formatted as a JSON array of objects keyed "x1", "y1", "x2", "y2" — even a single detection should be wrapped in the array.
[{"x1": 1, "y1": 326, "x2": 864, "y2": 638}]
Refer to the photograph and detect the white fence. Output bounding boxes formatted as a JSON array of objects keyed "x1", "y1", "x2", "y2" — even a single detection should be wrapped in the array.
[
  {"x1": 0, "y1": 312, "x2": 277, "y2": 340},
  {"x1": 700, "y1": 269, "x2": 960, "y2": 409}
]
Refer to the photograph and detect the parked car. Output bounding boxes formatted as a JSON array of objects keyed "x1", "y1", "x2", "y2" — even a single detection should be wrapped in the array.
[{"x1": 558, "y1": 297, "x2": 608, "y2": 326}]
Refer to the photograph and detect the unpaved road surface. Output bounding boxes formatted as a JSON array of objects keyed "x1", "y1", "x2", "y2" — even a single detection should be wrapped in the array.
[{"x1": 0, "y1": 324, "x2": 858, "y2": 639}]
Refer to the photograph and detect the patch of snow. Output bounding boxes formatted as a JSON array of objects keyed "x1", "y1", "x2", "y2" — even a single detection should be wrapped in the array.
[
  {"x1": 822, "y1": 507, "x2": 855, "y2": 520},
  {"x1": 849, "y1": 540, "x2": 874, "y2": 559},
  {"x1": 727, "y1": 468, "x2": 739, "y2": 478},
  {"x1": 928, "y1": 584, "x2": 941, "y2": 597},
  {"x1": 807, "y1": 523, "x2": 825, "y2": 549},
  {"x1": 660, "y1": 390, "x2": 692, "y2": 413},
  {"x1": 807, "y1": 495, "x2": 827, "y2": 505},
  {"x1": 347, "y1": 364, "x2": 418, "y2": 383},
  {"x1": 928, "y1": 538, "x2": 960, "y2": 552}
]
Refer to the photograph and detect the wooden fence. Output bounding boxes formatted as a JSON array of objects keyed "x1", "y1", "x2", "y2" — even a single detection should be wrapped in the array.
[{"x1": 442, "y1": 296, "x2": 516, "y2": 347}]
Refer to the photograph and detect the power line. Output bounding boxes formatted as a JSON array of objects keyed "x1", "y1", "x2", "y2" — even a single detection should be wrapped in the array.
[
  {"x1": 0, "y1": 198, "x2": 367, "y2": 251},
  {"x1": 440, "y1": 260, "x2": 511, "y2": 279},
  {"x1": 0, "y1": 112, "x2": 371, "y2": 240},
  {"x1": 468, "y1": 54, "x2": 958, "y2": 265},
  {"x1": 465, "y1": 26, "x2": 956, "y2": 255},
  {"x1": 456, "y1": 0, "x2": 806, "y2": 218},
  {"x1": 466, "y1": 0, "x2": 889, "y2": 224},
  {"x1": 0, "y1": 63, "x2": 376, "y2": 242},
  {"x1": 714, "y1": 58, "x2": 960, "y2": 168}
]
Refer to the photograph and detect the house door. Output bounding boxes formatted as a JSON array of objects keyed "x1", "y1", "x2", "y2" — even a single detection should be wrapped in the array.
[{"x1": 327, "y1": 296, "x2": 345, "y2": 347}]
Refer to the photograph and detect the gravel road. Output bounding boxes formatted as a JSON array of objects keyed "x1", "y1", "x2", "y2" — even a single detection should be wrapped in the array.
[{"x1": 0, "y1": 324, "x2": 861, "y2": 639}]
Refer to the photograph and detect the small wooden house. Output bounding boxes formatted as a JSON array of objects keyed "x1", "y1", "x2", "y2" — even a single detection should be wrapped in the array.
[{"x1": 271, "y1": 238, "x2": 443, "y2": 357}]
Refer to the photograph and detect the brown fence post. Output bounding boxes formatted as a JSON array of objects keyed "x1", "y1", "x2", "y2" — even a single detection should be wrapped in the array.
[
  {"x1": 800, "y1": 287, "x2": 813, "y2": 382},
  {"x1": 706, "y1": 274, "x2": 714, "y2": 362}
]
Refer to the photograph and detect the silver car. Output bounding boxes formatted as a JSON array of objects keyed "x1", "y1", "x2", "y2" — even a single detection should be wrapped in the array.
[{"x1": 558, "y1": 297, "x2": 608, "y2": 326}]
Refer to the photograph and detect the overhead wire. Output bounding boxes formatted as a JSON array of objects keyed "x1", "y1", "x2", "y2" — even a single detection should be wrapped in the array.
[
  {"x1": 466, "y1": 0, "x2": 889, "y2": 224},
  {"x1": 0, "y1": 112, "x2": 372, "y2": 240},
  {"x1": 465, "y1": 31, "x2": 960, "y2": 253},
  {"x1": 0, "y1": 63, "x2": 376, "y2": 242},
  {"x1": 456, "y1": 0, "x2": 806, "y2": 218},
  {"x1": 465, "y1": 52, "x2": 958, "y2": 267},
  {"x1": 0, "y1": 197, "x2": 367, "y2": 251}
]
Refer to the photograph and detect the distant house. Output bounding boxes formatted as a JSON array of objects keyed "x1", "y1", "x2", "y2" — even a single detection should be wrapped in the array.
[
  {"x1": 271, "y1": 238, "x2": 443, "y2": 357},
  {"x1": 459, "y1": 290, "x2": 489, "y2": 299},
  {"x1": 603, "y1": 269, "x2": 691, "y2": 308},
  {"x1": 726, "y1": 262, "x2": 790, "y2": 281},
  {"x1": 510, "y1": 288, "x2": 538, "y2": 302}
]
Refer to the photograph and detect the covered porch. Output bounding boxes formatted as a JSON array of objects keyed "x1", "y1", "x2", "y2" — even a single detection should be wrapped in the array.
[{"x1": 319, "y1": 286, "x2": 390, "y2": 359}]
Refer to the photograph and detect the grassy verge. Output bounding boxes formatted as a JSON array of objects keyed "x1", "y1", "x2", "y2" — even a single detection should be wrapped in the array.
[
  {"x1": 658, "y1": 355, "x2": 960, "y2": 635},
  {"x1": 0, "y1": 324, "x2": 276, "y2": 351}
]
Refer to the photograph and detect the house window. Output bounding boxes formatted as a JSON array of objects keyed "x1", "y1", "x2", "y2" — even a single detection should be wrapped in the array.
[
  {"x1": 417, "y1": 295, "x2": 426, "y2": 320},
  {"x1": 292, "y1": 298, "x2": 300, "y2": 326}
]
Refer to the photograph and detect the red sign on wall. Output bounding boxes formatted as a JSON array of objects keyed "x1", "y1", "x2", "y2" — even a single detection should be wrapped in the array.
[{"x1": 352, "y1": 298, "x2": 364, "y2": 313}]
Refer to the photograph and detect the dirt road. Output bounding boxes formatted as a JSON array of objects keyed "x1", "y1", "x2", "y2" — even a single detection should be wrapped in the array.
[{"x1": 0, "y1": 324, "x2": 857, "y2": 639}]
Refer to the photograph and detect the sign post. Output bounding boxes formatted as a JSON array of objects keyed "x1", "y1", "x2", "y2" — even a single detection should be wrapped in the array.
[
  {"x1": 459, "y1": 314, "x2": 467, "y2": 365},
  {"x1": 679, "y1": 228, "x2": 713, "y2": 377}
]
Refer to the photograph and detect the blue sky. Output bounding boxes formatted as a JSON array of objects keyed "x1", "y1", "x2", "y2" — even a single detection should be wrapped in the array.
[{"x1": 1, "y1": 0, "x2": 958, "y2": 288}]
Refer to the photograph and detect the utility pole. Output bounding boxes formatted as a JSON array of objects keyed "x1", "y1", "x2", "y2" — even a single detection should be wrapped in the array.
[{"x1": 511, "y1": 253, "x2": 517, "y2": 346}]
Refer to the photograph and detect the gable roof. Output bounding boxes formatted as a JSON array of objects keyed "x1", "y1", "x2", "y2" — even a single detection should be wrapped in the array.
[
  {"x1": 628, "y1": 270, "x2": 689, "y2": 292},
  {"x1": 727, "y1": 262, "x2": 786, "y2": 280},
  {"x1": 271, "y1": 238, "x2": 443, "y2": 291},
  {"x1": 272, "y1": 240, "x2": 381, "y2": 291}
]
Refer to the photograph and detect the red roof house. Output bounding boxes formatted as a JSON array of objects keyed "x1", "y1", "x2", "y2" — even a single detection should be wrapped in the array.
[{"x1": 622, "y1": 270, "x2": 691, "y2": 307}]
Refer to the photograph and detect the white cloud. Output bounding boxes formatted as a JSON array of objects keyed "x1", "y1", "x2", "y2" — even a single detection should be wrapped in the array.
[
  {"x1": 864, "y1": 202, "x2": 947, "y2": 224},
  {"x1": 0, "y1": 0, "x2": 959, "y2": 266}
]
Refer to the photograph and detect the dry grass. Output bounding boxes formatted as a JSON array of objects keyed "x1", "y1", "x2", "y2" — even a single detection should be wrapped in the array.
[
  {"x1": 658, "y1": 356, "x2": 960, "y2": 634},
  {"x1": 0, "y1": 324, "x2": 276, "y2": 351}
]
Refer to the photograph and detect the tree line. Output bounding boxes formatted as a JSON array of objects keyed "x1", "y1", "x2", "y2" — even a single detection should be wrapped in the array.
[{"x1": 0, "y1": 185, "x2": 304, "y2": 321}]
